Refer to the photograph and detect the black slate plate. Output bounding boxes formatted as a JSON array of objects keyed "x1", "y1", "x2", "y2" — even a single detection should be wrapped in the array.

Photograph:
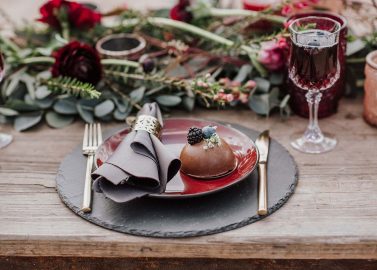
[{"x1": 56, "y1": 123, "x2": 298, "y2": 238}]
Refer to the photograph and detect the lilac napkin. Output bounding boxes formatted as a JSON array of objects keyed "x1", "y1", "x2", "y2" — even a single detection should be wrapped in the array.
[{"x1": 92, "y1": 103, "x2": 181, "y2": 202}]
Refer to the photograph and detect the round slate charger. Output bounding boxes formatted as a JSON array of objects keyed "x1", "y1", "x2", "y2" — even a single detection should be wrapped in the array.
[{"x1": 56, "y1": 123, "x2": 298, "y2": 238}]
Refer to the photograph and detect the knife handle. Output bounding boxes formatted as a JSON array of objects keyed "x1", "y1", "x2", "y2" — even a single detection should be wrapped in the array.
[{"x1": 258, "y1": 162, "x2": 268, "y2": 215}]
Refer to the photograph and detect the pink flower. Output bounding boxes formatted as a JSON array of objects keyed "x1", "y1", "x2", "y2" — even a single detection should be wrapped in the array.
[
  {"x1": 293, "y1": 1, "x2": 308, "y2": 9},
  {"x1": 226, "y1": 94, "x2": 234, "y2": 102},
  {"x1": 245, "y1": 80, "x2": 257, "y2": 89},
  {"x1": 213, "y1": 94, "x2": 219, "y2": 100},
  {"x1": 231, "y1": 81, "x2": 241, "y2": 87},
  {"x1": 277, "y1": 37, "x2": 288, "y2": 48},
  {"x1": 219, "y1": 78, "x2": 230, "y2": 85},
  {"x1": 258, "y1": 40, "x2": 287, "y2": 71},
  {"x1": 239, "y1": 93, "x2": 249, "y2": 104},
  {"x1": 197, "y1": 80, "x2": 204, "y2": 87},
  {"x1": 281, "y1": 4, "x2": 293, "y2": 16}
]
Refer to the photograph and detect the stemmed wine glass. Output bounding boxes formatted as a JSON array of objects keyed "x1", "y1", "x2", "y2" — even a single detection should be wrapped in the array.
[
  {"x1": 0, "y1": 51, "x2": 13, "y2": 149},
  {"x1": 288, "y1": 17, "x2": 341, "y2": 154}
]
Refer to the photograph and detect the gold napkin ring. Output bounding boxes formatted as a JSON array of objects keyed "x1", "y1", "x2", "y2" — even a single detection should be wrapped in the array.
[{"x1": 133, "y1": 115, "x2": 162, "y2": 137}]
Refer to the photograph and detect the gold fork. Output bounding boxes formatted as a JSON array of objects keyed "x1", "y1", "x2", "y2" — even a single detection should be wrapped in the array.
[{"x1": 81, "y1": 123, "x2": 102, "y2": 213}]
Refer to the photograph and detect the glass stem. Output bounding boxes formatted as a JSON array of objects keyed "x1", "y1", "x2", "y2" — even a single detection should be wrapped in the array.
[{"x1": 305, "y1": 90, "x2": 324, "y2": 143}]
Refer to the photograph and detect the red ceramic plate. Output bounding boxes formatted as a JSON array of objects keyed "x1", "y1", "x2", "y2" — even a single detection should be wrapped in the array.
[{"x1": 95, "y1": 118, "x2": 259, "y2": 199}]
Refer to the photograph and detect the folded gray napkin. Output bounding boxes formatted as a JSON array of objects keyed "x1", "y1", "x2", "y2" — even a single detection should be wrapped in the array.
[{"x1": 92, "y1": 102, "x2": 181, "y2": 202}]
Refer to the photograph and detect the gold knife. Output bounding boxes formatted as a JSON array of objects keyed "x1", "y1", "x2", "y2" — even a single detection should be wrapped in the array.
[{"x1": 255, "y1": 130, "x2": 270, "y2": 216}]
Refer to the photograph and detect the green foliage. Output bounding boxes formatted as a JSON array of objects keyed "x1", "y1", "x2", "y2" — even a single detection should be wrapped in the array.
[{"x1": 39, "y1": 76, "x2": 101, "y2": 99}]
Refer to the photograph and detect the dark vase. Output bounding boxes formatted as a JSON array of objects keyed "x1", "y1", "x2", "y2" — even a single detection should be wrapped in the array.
[{"x1": 286, "y1": 12, "x2": 348, "y2": 118}]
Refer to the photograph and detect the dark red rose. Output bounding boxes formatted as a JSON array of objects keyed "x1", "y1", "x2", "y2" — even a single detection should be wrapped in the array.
[
  {"x1": 51, "y1": 41, "x2": 102, "y2": 85},
  {"x1": 170, "y1": 0, "x2": 192, "y2": 23},
  {"x1": 38, "y1": 0, "x2": 101, "y2": 30}
]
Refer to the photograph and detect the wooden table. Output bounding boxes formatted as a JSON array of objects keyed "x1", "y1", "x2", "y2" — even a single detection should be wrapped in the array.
[{"x1": 1, "y1": 96, "x2": 377, "y2": 269}]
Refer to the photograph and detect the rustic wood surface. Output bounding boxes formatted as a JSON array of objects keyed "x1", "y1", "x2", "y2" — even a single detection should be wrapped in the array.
[
  {"x1": 1, "y1": 0, "x2": 377, "y2": 267},
  {"x1": 1, "y1": 96, "x2": 377, "y2": 260}
]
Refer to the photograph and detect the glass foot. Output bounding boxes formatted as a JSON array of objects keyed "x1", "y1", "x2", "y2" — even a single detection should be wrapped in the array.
[
  {"x1": 0, "y1": 133, "x2": 13, "y2": 149},
  {"x1": 290, "y1": 131, "x2": 337, "y2": 154}
]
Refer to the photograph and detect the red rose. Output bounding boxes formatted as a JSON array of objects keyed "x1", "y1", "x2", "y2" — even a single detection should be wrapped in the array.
[
  {"x1": 170, "y1": 0, "x2": 193, "y2": 23},
  {"x1": 38, "y1": 0, "x2": 101, "y2": 30},
  {"x1": 51, "y1": 41, "x2": 102, "y2": 85}
]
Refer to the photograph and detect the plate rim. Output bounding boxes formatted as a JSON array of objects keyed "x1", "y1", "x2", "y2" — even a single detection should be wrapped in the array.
[{"x1": 94, "y1": 117, "x2": 259, "y2": 199}]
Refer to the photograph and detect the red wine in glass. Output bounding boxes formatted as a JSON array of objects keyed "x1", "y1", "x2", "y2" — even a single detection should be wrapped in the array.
[
  {"x1": 289, "y1": 30, "x2": 340, "y2": 91},
  {"x1": 288, "y1": 17, "x2": 341, "y2": 154}
]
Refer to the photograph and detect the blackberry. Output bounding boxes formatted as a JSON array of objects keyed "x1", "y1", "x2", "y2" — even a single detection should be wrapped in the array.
[{"x1": 187, "y1": 127, "x2": 203, "y2": 145}]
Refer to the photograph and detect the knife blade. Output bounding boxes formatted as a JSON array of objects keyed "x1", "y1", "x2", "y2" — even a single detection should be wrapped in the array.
[{"x1": 255, "y1": 130, "x2": 270, "y2": 215}]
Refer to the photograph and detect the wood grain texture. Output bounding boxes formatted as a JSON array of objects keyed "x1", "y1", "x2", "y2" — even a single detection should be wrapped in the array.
[
  {"x1": 1, "y1": 97, "x2": 377, "y2": 259},
  {"x1": 1, "y1": 0, "x2": 377, "y2": 262},
  {"x1": 1, "y1": 257, "x2": 377, "y2": 270}
]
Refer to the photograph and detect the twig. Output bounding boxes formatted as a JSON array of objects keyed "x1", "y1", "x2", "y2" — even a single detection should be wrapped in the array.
[{"x1": 104, "y1": 79, "x2": 142, "y2": 110}]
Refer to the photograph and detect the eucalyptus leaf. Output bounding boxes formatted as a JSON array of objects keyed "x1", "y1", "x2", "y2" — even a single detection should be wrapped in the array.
[
  {"x1": 182, "y1": 96, "x2": 195, "y2": 111},
  {"x1": 53, "y1": 99, "x2": 78, "y2": 114},
  {"x1": 248, "y1": 94, "x2": 270, "y2": 115},
  {"x1": 45, "y1": 111, "x2": 75, "y2": 128},
  {"x1": 14, "y1": 112, "x2": 42, "y2": 131},
  {"x1": 77, "y1": 104, "x2": 94, "y2": 123},
  {"x1": 94, "y1": 100, "x2": 115, "y2": 117},
  {"x1": 248, "y1": 87, "x2": 280, "y2": 116},
  {"x1": 269, "y1": 87, "x2": 281, "y2": 108},
  {"x1": 35, "y1": 47, "x2": 53, "y2": 56},
  {"x1": 24, "y1": 94, "x2": 36, "y2": 105},
  {"x1": 18, "y1": 48, "x2": 32, "y2": 58},
  {"x1": 97, "y1": 113, "x2": 113, "y2": 122},
  {"x1": 78, "y1": 98, "x2": 101, "y2": 110},
  {"x1": 279, "y1": 94, "x2": 291, "y2": 118},
  {"x1": 36, "y1": 71, "x2": 52, "y2": 80},
  {"x1": 155, "y1": 95, "x2": 182, "y2": 107},
  {"x1": 20, "y1": 73, "x2": 36, "y2": 100},
  {"x1": 5, "y1": 99, "x2": 39, "y2": 112},
  {"x1": 0, "y1": 107, "x2": 19, "y2": 116},
  {"x1": 35, "y1": 96, "x2": 54, "y2": 109},
  {"x1": 279, "y1": 94, "x2": 290, "y2": 109},
  {"x1": 254, "y1": 77, "x2": 271, "y2": 93},
  {"x1": 269, "y1": 72, "x2": 284, "y2": 85},
  {"x1": 35, "y1": 86, "x2": 51, "y2": 99},
  {"x1": 0, "y1": 115, "x2": 11, "y2": 124},
  {"x1": 113, "y1": 109, "x2": 129, "y2": 121},
  {"x1": 5, "y1": 77, "x2": 21, "y2": 97},
  {"x1": 233, "y1": 65, "x2": 252, "y2": 83},
  {"x1": 112, "y1": 97, "x2": 129, "y2": 113},
  {"x1": 346, "y1": 39, "x2": 366, "y2": 56},
  {"x1": 129, "y1": 86, "x2": 146, "y2": 103}
]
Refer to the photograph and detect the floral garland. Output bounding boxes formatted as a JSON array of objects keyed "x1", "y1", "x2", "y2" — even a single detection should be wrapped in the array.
[{"x1": 0, "y1": 0, "x2": 370, "y2": 130}]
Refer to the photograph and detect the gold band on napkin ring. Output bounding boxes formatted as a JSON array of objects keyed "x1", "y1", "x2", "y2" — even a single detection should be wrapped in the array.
[{"x1": 133, "y1": 115, "x2": 162, "y2": 137}]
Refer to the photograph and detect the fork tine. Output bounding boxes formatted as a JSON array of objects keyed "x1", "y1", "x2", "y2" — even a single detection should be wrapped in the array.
[
  {"x1": 83, "y1": 124, "x2": 88, "y2": 148},
  {"x1": 93, "y1": 122, "x2": 97, "y2": 147},
  {"x1": 97, "y1": 123, "x2": 102, "y2": 146},
  {"x1": 88, "y1": 123, "x2": 93, "y2": 147}
]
